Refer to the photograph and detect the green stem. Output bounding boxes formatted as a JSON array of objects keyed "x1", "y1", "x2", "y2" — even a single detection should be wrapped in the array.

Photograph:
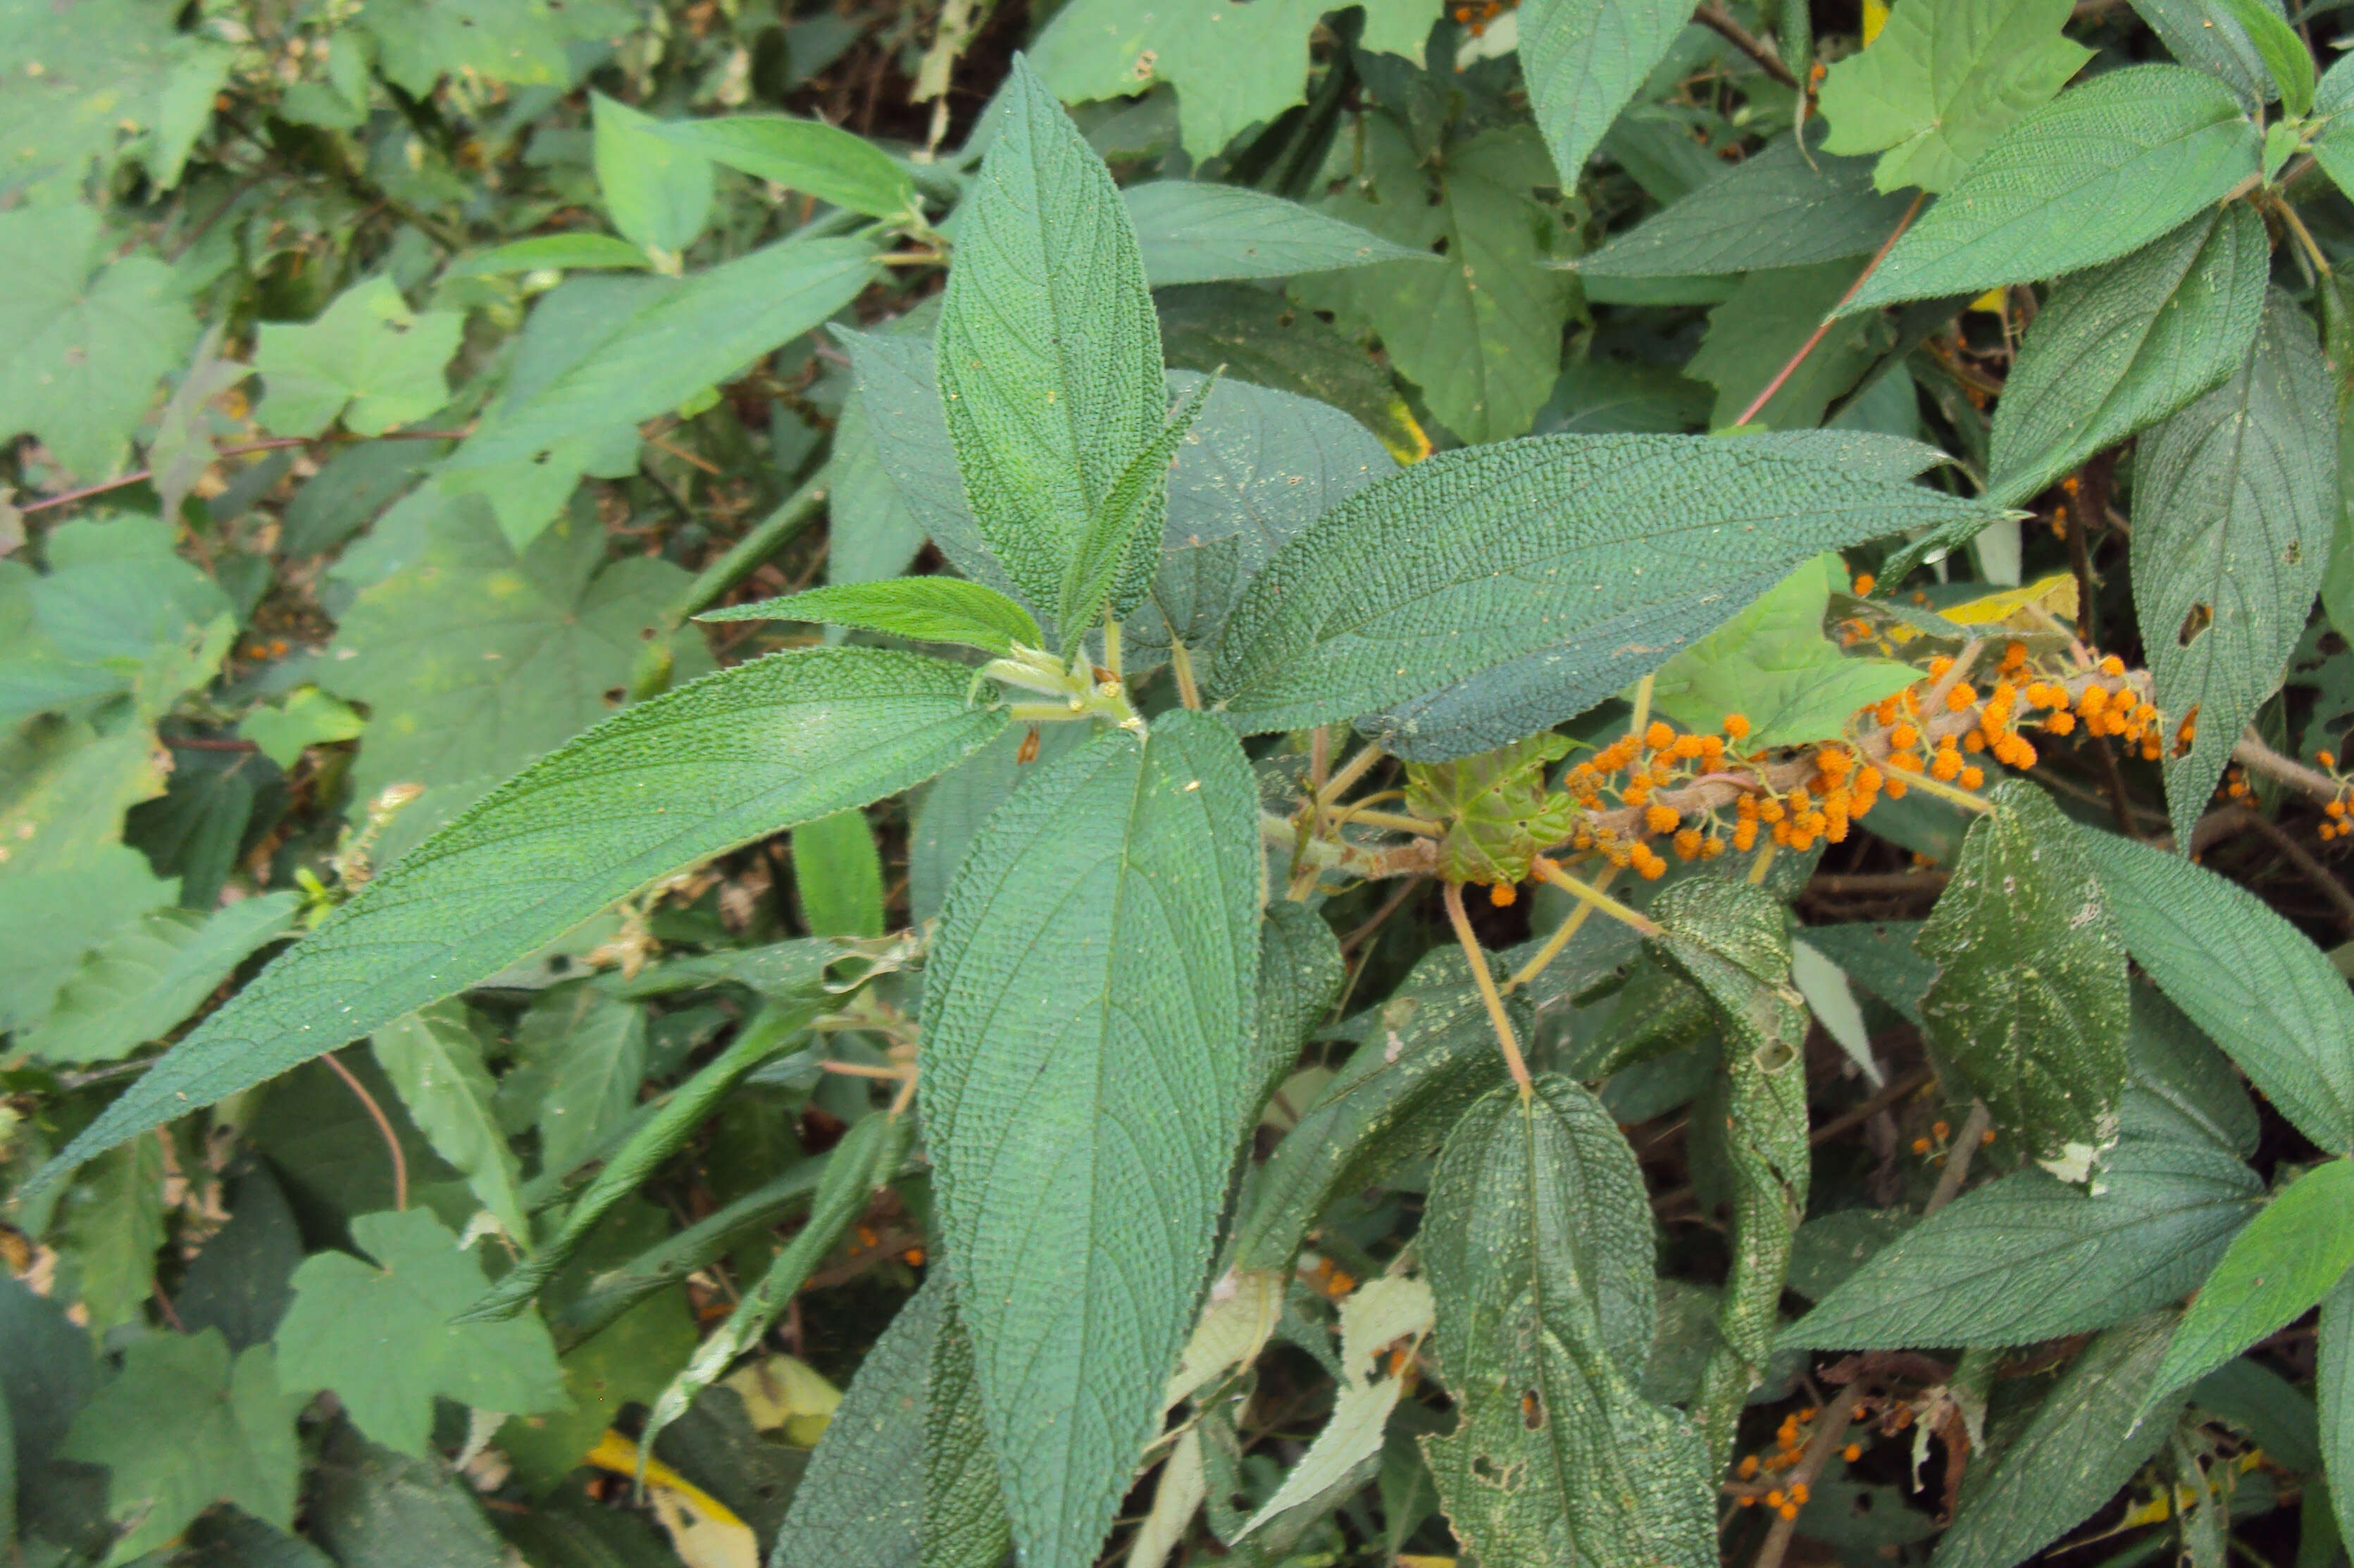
[{"x1": 630, "y1": 477, "x2": 830, "y2": 700}]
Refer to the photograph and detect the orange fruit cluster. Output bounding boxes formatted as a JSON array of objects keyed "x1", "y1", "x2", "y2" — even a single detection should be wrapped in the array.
[{"x1": 1449, "y1": 0, "x2": 1512, "y2": 33}]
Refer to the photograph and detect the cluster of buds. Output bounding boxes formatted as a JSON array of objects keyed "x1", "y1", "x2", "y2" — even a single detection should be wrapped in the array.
[{"x1": 1448, "y1": 0, "x2": 1513, "y2": 35}]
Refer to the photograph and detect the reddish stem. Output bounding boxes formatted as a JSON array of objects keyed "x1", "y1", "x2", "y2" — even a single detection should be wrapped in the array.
[{"x1": 1733, "y1": 192, "x2": 1926, "y2": 429}]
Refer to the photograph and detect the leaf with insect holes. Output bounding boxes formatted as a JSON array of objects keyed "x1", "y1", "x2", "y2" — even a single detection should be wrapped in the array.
[
  {"x1": 2134, "y1": 290, "x2": 2337, "y2": 847},
  {"x1": 702, "y1": 578, "x2": 1044, "y2": 657}
]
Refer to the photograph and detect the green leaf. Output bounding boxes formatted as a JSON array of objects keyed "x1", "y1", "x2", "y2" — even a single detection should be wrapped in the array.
[
  {"x1": 499, "y1": 983, "x2": 649, "y2": 1180},
  {"x1": 935, "y1": 56, "x2": 1164, "y2": 623},
  {"x1": 2211, "y1": 0, "x2": 2314, "y2": 116},
  {"x1": 1819, "y1": 0, "x2": 2093, "y2": 194},
  {"x1": 1688, "y1": 262, "x2": 1893, "y2": 431},
  {"x1": 0, "y1": 0, "x2": 238, "y2": 199},
  {"x1": 909, "y1": 723, "x2": 1085, "y2": 927},
  {"x1": 1841, "y1": 66, "x2": 2262, "y2": 316},
  {"x1": 649, "y1": 115, "x2": 917, "y2": 218},
  {"x1": 21, "y1": 894, "x2": 296, "y2": 1064},
  {"x1": 1292, "y1": 121, "x2": 1574, "y2": 445},
  {"x1": 2136, "y1": 0, "x2": 2296, "y2": 108},
  {"x1": 2311, "y1": 52, "x2": 2354, "y2": 201},
  {"x1": 2321, "y1": 1271, "x2": 2353, "y2": 1545},
  {"x1": 1157, "y1": 281, "x2": 1433, "y2": 464},
  {"x1": 592, "y1": 93, "x2": 714, "y2": 260},
  {"x1": 52, "y1": 1136, "x2": 167, "y2": 1336},
  {"x1": 357, "y1": 0, "x2": 625, "y2": 93},
  {"x1": 923, "y1": 1291, "x2": 1014, "y2": 1568},
  {"x1": 826, "y1": 384, "x2": 931, "y2": 589},
  {"x1": 1030, "y1": 0, "x2": 1436, "y2": 161},
  {"x1": 1517, "y1": 0, "x2": 1693, "y2": 188},
  {"x1": 238, "y1": 685, "x2": 366, "y2": 770},
  {"x1": 842, "y1": 329, "x2": 1023, "y2": 603},
  {"x1": 1204, "y1": 431, "x2": 1996, "y2": 759},
  {"x1": 2086, "y1": 831, "x2": 2354, "y2": 1153},
  {"x1": 1123, "y1": 181, "x2": 1431, "y2": 288},
  {"x1": 2134, "y1": 290, "x2": 2338, "y2": 846},
  {"x1": 1578, "y1": 126, "x2": 1918, "y2": 279},
  {"x1": 444, "y1": 233, "x2": 654, "y2": 278},
  {"x1": 274, "y1": 1207, "x2": 567, "y2": 1457},
  {"x1": 0, "y1": 206, "x2": 196, "y2": 479},
  {"x1": 1059, "y1": 373, "x2": 1216, "y2": 640},
  {"x1": 177, "y1": 1166, "x2": 305, "y2": 1352},
  {"x1": 371, "y1": 1003, "x2": 531, "y2": 1245},
  {"x1": 1648, "y1": 556, "x2": 1918, "y2": 752},
  {"x1": 922, "y1": 712, "x2": 1262, "y2": 1567},
  {"x1": 2148, "y1": 1160, "x2": 2354, "y2": 1405},
  {"x1": 1404, "y1": 734, "x2": 1577, "y2": 886},
  {"x1": 771, "y1": 1275, "x2": 942, "y2": 1568},
  {"x1": 306, "y1": 1421, "x2": 507, "y2": 1567},
  {"x1": 791, "y1": 808, "x2": 885, "y2": 939},
  {"x1": 702, "y1": 577, "x2": 1044, "y2": 655},
  {"x1": 1931, "y1": 1314, "x2": 2186, "y2": 1568},
  {"x1": 1988, "y1": 204, "x2": 2268, "y2": 507},
  {"x1": 1419, "y1": 1076, "x2": 1715, "y2": 1568},
  {"x1": 1917, "y1": 780, "x2": 2130, "y2": 1174},
  {"x1": 60, "y1": 1332, "x2": 301, "y2": 1566},
  {"x1": 254, "y1": 278, "x2": 463, "y2": 440},
  {"x1": 23, "y1": 648, "x2": 1004, "y2": 1202}
]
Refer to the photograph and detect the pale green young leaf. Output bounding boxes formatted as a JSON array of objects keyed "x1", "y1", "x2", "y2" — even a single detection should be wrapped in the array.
[
  {"x1": 1917, "y1": 780, "x2": 2130, "y2": 1174},
  {"x1": 1931, "y1": 1314, "x2": 2185, "y2": 1568},
  {"x1": 923, "y1": 1293, "x2": 1013, "y2": 1568},
  {"x1": 2320, "y1": 1271, "x2": 2353, "y2": 1546},
  {"x1": 771, "y1": 1275, "x2": 940, "y2": 1568},
  {"x1": 649, "y1": 115, "x2": 917, "y2": 218},
  {"x1": 700, "y1": 577, "x2": 1044, "y2": 657},
  {"x1": 371, "y1": 1003, "x2": 530, "y2": 1245},
  {"x1": 60, "y1": 1333, "x2": 301, "y2": 1567},
  {"x1": 22, "y1": 894, "x2": 298, "y2": 1064},
  {"x1": 2087, "y1": 831, "x2": 2354, "y2": 1154},
  {"x1": 2134, "y1": 291, "x2": 2337, "y2": 846},
  {"x1": 1841, "y1": 67, "x2": 2261, "y2": 316},
  {"x1": 591, "y1": 92, "x2": 714, "y2": 259},
  {"x1": 1818, "y1": 0, "x2": 2093, "y2": 194},
  {"x1": 1123, "y1": 182, "x2": 1431, "y2": 288},
  {"x1": 0, "y1": 0, "x2": 238, "y2": 198},
  {"x1": 1030, "y1": 0, "x2": 1434, "y2": 161},
  {"x1": 935, "y1": 56, "x2": 1164, "y2": 623},
  {"x1": 1059, "y1": 373, "x2": 1215, "y2": 641},
  {"x1": 1988, "y1": 204, "x2": 2267, "y2": 506},
  {"x1": 254, "y1": 278, "x2": 463, "y2": 440},
  {"x1": 1517, "y1": 0, "x2": 1693, "y2": 189},
  {"x1": 1205, "y1": 431, "x2": 1996, "y2": 759},
  {"x1": 2210, "y1": 0, "x2": 2313, "y2": 116},
  {"x1": 1419, "y1": 1077, "x2": 1715, "y2": 1568},
  {"x1": 792, "y1": 808, "x2": 885, "y2": 940},
  {"x1": 443, "y1": 233, "x2": 653, "y2": 278},
  {"x1": 1688, "y1": 262, "x2": 1891, "y2": 431},
  {"x1": 922, "y1": 713, "x2": 1261, "y2": 1567},
  {"x1": 23, "y1": 648, "x2": 1004, "y2": 1202},
  {"x1": 1240, "y1": 1278, "x2": 1434, "y2": 1538},
  {"x1": 2148, "y1": 1159, "x2": 2354, "y2": 1405},
  {"x1": 237, "y1": 686, "x2": 366, "y2": 770}
]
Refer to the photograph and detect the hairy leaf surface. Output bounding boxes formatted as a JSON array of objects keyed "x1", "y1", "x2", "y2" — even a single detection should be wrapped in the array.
[
  {"x1": 1517, "y1": 0, "x2": 1693, "y2": 191},
  {"x1": 2148, "y1": 1159, "x2": 2354, "y2": 1403},
  {"x1": 1123, "y1": 182, "x2": 1429, "y2": 287}
]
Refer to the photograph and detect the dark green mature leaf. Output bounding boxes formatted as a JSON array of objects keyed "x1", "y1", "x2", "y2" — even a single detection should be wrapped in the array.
[
  {"x1": 1123, "y1": 182, "x2": 1429, "y2": 287},
  {"x1": 1578, "y1": 127, "x2": 1916, "y2": 279},
  {"x1": 2312, "y1": 52, "x2": 2354, "y2": 202},
  {"x1": 2135, "y1": 0, "x2": 2294, "y2": 107},
  {"x1": 500, "y1": 983, "x2": 649, "y2": 1180},
  {"x1": 1988, "y1": 204, "x2": 2267, "y2": 506},
  {"x1": 61, "y1": 1332, "x2": 302, "y2": 1564},
  {"x1": 1917, "y1": 780, "x2": 2129, "y2": 1174},
  {"x1": 2135, "y1": 291, "x2": 2337, "y2": 845},
  {"x1": 843, "y1": 330, "x2": 1019, "y2": 601},
  {"x1": 1204, "y1": 431, "x2": 1996, "y2": 759},
  {"x1": 826, "y1": 386, "x2": 931, "y2": 588},
  {"x1": 651, "y1": 115, "x2": 916, "y2": 217},
  {"x1": 2148, "y1": 1159, "x2": 2354, "y2": 1403},
  {"x1": 1688, "y1": 263, "x2": 1892, "y2": 431},
  {"x1": 1157, "y1": 282, "x2": 1432, "y2": 464},
  {"x1": 177, "y1": 1167, "x2": 305, "y2": 1352},
  {"x1": 1931, "y1": 1314, "x2": 2185, "y2": 1568},
  {"x1": 275, "y1": 1208, "x2": 566, "y2": 1457},
  {"x1": 1842, "y1": 67, "x2": 2262, "y2": 316},
  {"x1": 936, "y1": 56, "x2": 1164, "y2": 622},
  {"x1": 702, "y1": 578, "x2": 1045, "y2": 657},
  {"x1": 1517, "y1": 0, "x2": 1692, "y2": 189},
  {"x1": 2320, "y1": 1271, "x2": 2353, "y2": 1545},
  {"x1": 770, "y1": 1276, "x2": 941, "y2": 1568},
  {"x1": 25, "y1": 649, "x2": 1004, "y2": 1200},
  {"x1": 1252, "y1": 901, "x2": 1346, "y2": 1104},
  {"x1": 53, "y1": 1136, "x2": 167, "y2": 1336},
  {"x1": 23, "y1": 893, "x2": 298, "y2": 1063},
  {"x1": 922, "y1": 712, "x2": 1261, "y2": 1567},
  {"x1": 1420, "y1": 1076, "x2": 1714, "y2": 1568},
  {"x1": 254, "y1": 278, "x2": 463, "y2": 440},
  {"x1": 923, "y1": 1294, "x2": 1013, "y2": 1568},
  {"x1": 306, "y1": 1422, "x2": 506, "y2": 1568},
  {"x1": 371, "y1": 1003, "x2": 529, "y2": 1244}
]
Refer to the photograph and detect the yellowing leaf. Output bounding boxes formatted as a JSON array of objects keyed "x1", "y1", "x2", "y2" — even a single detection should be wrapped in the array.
[
  {"x1": 585, "y1": 1429, "x2": 758, "y2": 1568},
  {"x1": 1941, "y1": 569, "x2": 2079, "y2": 629},
  {"x1": 722, "y1": 1354, "x2": 841, "y2": 1447}
]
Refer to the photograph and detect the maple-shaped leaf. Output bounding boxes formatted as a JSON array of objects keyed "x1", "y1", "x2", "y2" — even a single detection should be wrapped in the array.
[
  {"x1": 254, "y1": 278, "x2": 463, "y2": 439},
  {"x1": 1405, "y1": 733, "x2": 1576, "y2": 885},
  {"x1": 273, "y1": 1208, "x2": 568, "y2": 1457}
]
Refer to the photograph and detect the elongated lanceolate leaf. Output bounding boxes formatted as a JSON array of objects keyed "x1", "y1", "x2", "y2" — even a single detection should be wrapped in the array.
[
  {"x1": 22, "y1": 892, "x2": 298, "y2": 1064},
  {"x1": 23, "y1": 649, "x2": 1004, "y2": 1200},
  {"x1": 1517, "y1": 0, "x2": 1693, "y2": 189},
  {"x1": 935, "y1": 56, "x2": 1164, "y2": 623},
  {"x1": 2148, "y1": 1159, "x2": 2354, "y2": 1404},
  {"x1": 1842, "y1": 67, "x2": 2261, "y2": 316},
  {"x1": 1123, "y1": 182, "x2": 1429, "y2": 288},
  {"x1": 1988, "y1": 204, "x2": 2267, "y2": 506},
  {"x1": 1204, "y1": 432, "x2": 1997, "y2": 759},
  {"x1": 648, "y1": 115, "x2": 916, "y2": 218},
  {"x1": 2087, "y1": 832, "x2": 2354, "y2": 1154},
  {"x1": 924, "y1": 1293, "x2": 1014, "y2": 1568},
  {"x1": 771, "y1": 1274, "x2": 941, "y2": 1568},
  {"x1": 370, "y1": 1004, "x2": 530, "y2": 1246},
  {"x1": 1419, "y1": 1076, "x2": 1714, "y2": 1568},
  {"x1": 2134, "y1": 291, "x2": 2338, "y2": 846},
  {"x1": 921, "y1": 712, "x2": 1261, "y2": 1567},
  {"x1": 699, "y1": 577, "x2": 1043, "y2": 657},
  {"x1": 1059, "y1": 374, "x2": 1216, "y2": 640},
  {"x1": 2320, "y1": 1271, "x2": 2354, "y2": 1548}
]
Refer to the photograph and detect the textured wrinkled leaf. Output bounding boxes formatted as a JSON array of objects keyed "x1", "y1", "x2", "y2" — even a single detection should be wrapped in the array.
[
  {"x1": 22, "y1": 893, "x2": 298, "y2": 1064},
  {"x1": 2135, "y1": 0, "x2": 2293, "y2": 107},
  {"x1": 1516, "y1": 0, "x2": 1691, "y2": 187},
  {"x1": 1819, "y1": 0, "x2": 2092, "y2": 193},
  {"x1": 1917, "y1": 780, "x2": 2129, "y2": 1174},
  {"x1": 1205, "y1": 431, "x2": 1995, "y2": 759},
  {"x1": 651, "y1": 115, "x2": 916, "y2": 217},
  {"x1": 2312, "y1": 52, "x2": 2354, "y2": 203},
  {"x1": 2213, "y1": 0, "x2": 2313, "y2": 113},
  {"x1": 1157, "y1": 282, "x2": 1432, "y2": 463},
  {"x1": 921, "y1": 713, "x2": 1261, "y2": 1567},
  {"x1": 771, "y1": 1276, "x2": 940, "y2": 1568},
  {"x1": 2134, "y1": 290, "x2": 2337, "y2": 845},
  {"x1": 923, "y1": 1293, "x2": 1011, "y2": 1568},
  {"x1": 1843, "y1": 67, "x2": 2262, "y2": 316},
  {"x1": 1250, "y1": 900, "x2": 1345, "y2": 1103},
  {"x1": 703, "y1": 577, "x2": 1043, "y2": 657},
  {"x1": 1123, "y1": 182, "x2": 1428, "y2": 287},
  {"x1": 825, "y1": 385, "x2": 931, "y2": 588},
  {"x1": 1419, "y1": 1077, "x2": 1714, "y2": 1568},
  {"x1": 1988, "y1": 204, "x2": 2267, "y2": 506},
  {"x1": 275, "y1": 1208, "x2": 566, "y2": 1457},
  {"x1": 61, "y1": 1332, "x2": 301, "y2": 1566},
  {"x1": 1931, "y1": 1314, "x2": 2184, "y2": 1568},
  {"x1": 372, "y1": 1003, "x2": 530, "y2": 1244},
  {"x1": 1579, "y1": 127, "x2": 1917, "y2": 278},
  {"x1": 2320, "y1": 1271, "x2": 2353, "y2": 1546},
  {"x1": 1059, "y1": 374, "x2": 1216, "y2": 639},
  {"x1": 2148, "y1": 1159, "x2": 2354, "y2": 1404},
  {"x1": 592, "y1": 93, "x2": 714, "y2": 259},
  {"x1": 2088, "y1": 832, "x2": 2354, "y2": 1153},
  {"x1": 25, "y1": 649, "x2": 1004, "y2": 1200},
  {"x1": 842, "y1": 330, "x2": 1019, "y2": 600},
  {"x1": 936, "y1": 57, "x2": 1164, "y2": 623},
  {"x1": 254, "y1": 278, "x2": 463, "y2": 440}
]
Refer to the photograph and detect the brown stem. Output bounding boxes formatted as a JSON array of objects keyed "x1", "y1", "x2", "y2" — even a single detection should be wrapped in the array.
[
  {"x1": 1696, "y1": 2, "x2": 1801, "y2": 87},
  {"x1": 2231, "y1": 730, "x2": 2349, "y2": 807},
  {"x1": 1734, "y1": 192, "x2": 1926, "y2": 428},
  {"x1": 1808, "y1": 1066, "x2": 1936, "y2": 1149},
  {"x1": 2198, "y1": 806, "x2": 2354, "y2": 933},
  {"x1": 323, "y1": 1052, "x2": 407, "y2": 1212},
  {"x1": 18, "y1": 428, "x2": 471, "y2": 516},
  {"x1": 1443, "y1": 881, "x2": 1533, "y2": 1097},
  {"x1": 1750, "y1": 1381, "x2": 1872, "y2": 1568},
  {"x1": 1925, "y1": 1102, "x2": 1993, "y2": 1215}
]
